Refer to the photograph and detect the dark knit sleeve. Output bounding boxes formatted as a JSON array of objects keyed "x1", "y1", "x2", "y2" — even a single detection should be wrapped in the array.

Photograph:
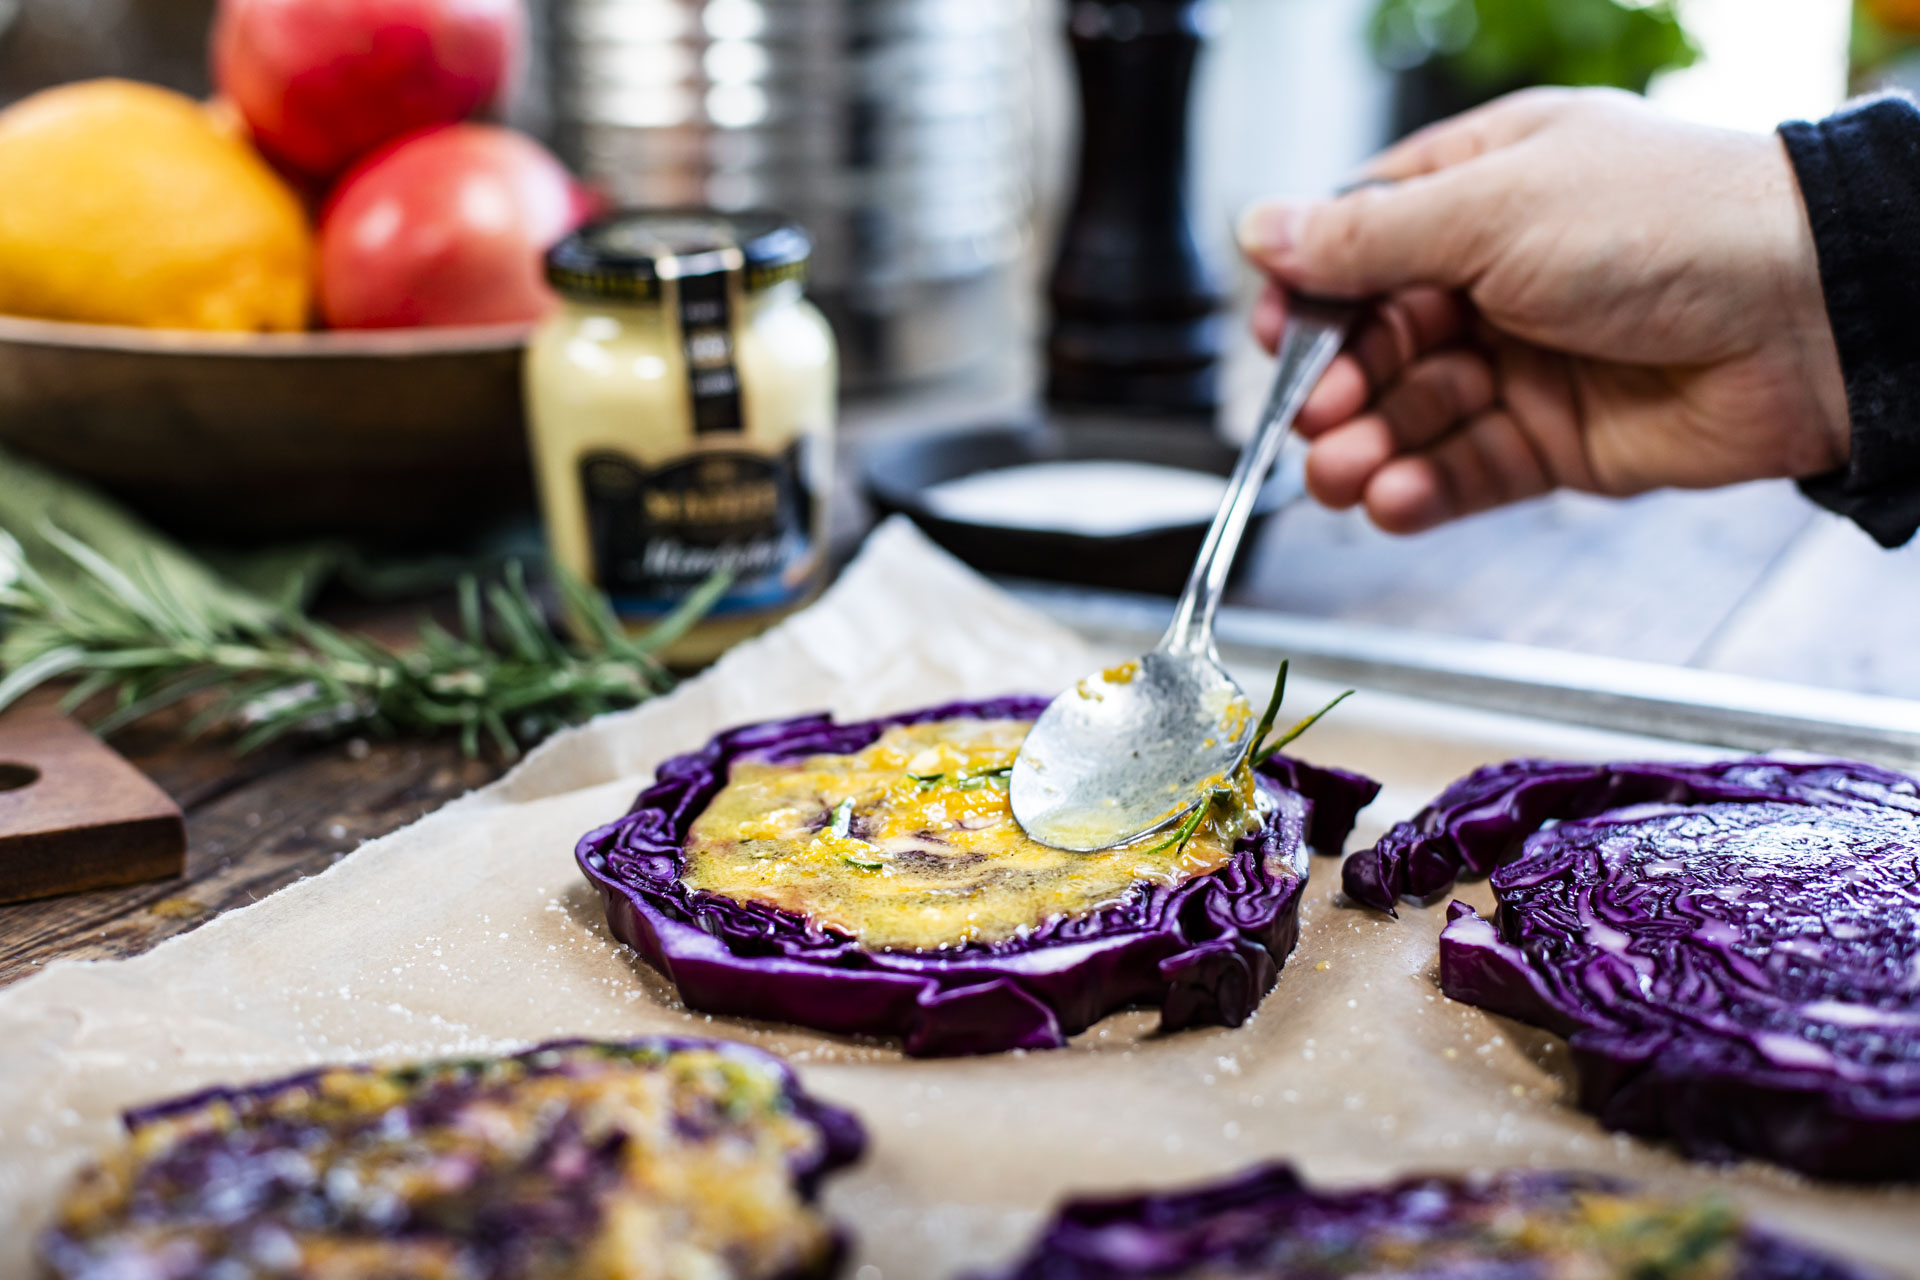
[{"x1": 1780, "y1": 96, "x2": 1920, "y2": 549}]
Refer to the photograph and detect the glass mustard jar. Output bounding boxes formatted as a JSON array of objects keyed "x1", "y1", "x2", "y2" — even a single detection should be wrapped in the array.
[{"x1": 526, "y1": 212, "x2": 837, "y2": 667}]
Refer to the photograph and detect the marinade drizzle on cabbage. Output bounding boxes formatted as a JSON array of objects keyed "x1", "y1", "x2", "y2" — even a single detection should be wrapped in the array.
[
  {"x1": 980, "y1": 1164, "x2": 1867, "y2": 1280},
  {"x1": 41, "y1": 1043, "x2": 848, "y2": 1280},
  {"x1": 680, "y1": 717, "x2": 1267, "y2": 951}
]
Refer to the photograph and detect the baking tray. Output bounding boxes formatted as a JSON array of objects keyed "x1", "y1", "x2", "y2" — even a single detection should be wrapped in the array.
[
  {"x1": 1, "y1": 524, "x2": 1916, "y2": 1279},
  {"x1": 1012, "y1": 580, "x2": 1920, "y2": 771}
]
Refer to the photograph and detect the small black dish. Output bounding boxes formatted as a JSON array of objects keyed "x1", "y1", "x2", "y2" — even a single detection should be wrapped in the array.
[{"x1": 860, "y1": 420, "x2": 1296, "y2": 596}]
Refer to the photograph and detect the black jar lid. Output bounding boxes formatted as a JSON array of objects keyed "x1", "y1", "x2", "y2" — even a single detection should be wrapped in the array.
[{"x1": 545, "y1": 210, "x2": 810, "y2": 304}]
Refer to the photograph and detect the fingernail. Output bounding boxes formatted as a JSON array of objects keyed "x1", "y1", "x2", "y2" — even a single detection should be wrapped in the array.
[{"x1": 1236, "y1": 201, "x2": 1305, "y2": 257}]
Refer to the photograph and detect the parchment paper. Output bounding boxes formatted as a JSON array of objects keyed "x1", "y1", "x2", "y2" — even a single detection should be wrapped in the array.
[{"x1": 2, "y1": 519, "x2": 1916, "y2": 1279}]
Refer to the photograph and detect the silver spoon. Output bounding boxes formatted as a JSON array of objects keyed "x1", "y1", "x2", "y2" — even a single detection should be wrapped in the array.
[{"x1": 1010, "y1": 293, "x2": 1360, "y2": 851}]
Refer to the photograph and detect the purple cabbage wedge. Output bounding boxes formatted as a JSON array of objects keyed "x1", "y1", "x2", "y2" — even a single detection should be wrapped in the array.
[
  {"x1": 576, "y1": 697, "x2": 1379, "y2": 1057},
  {"x1": 1356, "y1": 757, "x2": 1920, "y2": 1180},
  {"x1": 976, "y1": 1162, "x2": 1879, "y2": 1279}
]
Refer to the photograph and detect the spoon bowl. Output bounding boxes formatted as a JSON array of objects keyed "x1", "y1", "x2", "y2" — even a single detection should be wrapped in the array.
[
  {"x1": 1009, "y1": 653, "x2": 1254, "y2": 852},
  {"x1": 1010, "y1": 294, "x2": 1359, "y2": 851}
]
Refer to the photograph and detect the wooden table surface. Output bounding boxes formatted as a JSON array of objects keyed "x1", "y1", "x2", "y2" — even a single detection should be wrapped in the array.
[
  {"x1": 0, "y1": 697, "x2": 501, "y2": 987},
  {"x1": 2, "y1": 452, "x2": 1915, "y2": 990}
]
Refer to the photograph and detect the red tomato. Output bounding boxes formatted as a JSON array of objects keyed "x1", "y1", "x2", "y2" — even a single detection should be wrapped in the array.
[
  {"x1": 318, "y1": 125, "x2": 592, "y2": 329},
  {"x1": 212, "y1": 0, "x2": 523, "y2": 184}
]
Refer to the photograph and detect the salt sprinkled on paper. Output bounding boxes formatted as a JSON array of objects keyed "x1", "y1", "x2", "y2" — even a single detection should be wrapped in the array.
[{"x1": 923, "y1": 461, "x2": 1227, "y2": 536}]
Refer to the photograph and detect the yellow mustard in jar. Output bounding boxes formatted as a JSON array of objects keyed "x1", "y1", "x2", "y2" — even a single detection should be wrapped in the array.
[{"x1": 526, "y1": 212, "x2": 837, "y2": 666}]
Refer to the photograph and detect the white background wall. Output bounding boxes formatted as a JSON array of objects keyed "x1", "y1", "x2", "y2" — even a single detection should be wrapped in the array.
[
  {"x1": 1186, "y1": 0, "x2": 1857, "y2": 251},
  {"x1": 1651, "y1": 0, "x2": 1853, "y2": 131},
  {"x1": 1191, "y1": 0, "x2": 1393, "y2": 264}
]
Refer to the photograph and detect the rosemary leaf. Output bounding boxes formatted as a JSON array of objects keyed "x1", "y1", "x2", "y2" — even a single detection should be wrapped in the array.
[
  {"x1": 91, "y1": 667, "x2": 234, "y2": 737},
  {"x1": 37, "y1": 525, "x2": 182, "y2": 639},
  {"x1": 459, "y1": 576, "x2": 486, "y2": 648},
  {"x1": 629, "y1": 569, "x2": 735, "y2": 659},
  {"x1": 1248, "y1": 659, "x2": 1289, "y2": 760},
  {"x1": 829, "y1": 798, "x2": 854, "y2": 840},
  {"x1": 1140, "y1": 785, "x2": 1229, "y2": 859},
  {"x1": 57, "y1": 669, "x2": 118, "y2": 714},
  {"x1": 1255, "y1": 690, "x2": 1356, "y2": 765},
  {"x1": 0, "y1": 643, "x2": 87, "y2": 710}
]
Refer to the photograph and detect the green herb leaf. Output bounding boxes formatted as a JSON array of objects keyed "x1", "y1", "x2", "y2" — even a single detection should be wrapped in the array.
[
  {"x1": 912, "y1": 764, "x2": 1013, "y2": 792},
  {"x1": 829, "y1": 797, "x2": 854, "y2": 840},
  {"x1": 1367, "y1": 0, "x2": 1697, "y2": 93},
  {"x1": 1255, "y1": 690, "x2": 1355, "y2": 765},
  {"x1": 1140, "y1": 785, "x2": 1234, "y2": 859},
  {"x1": 626, "y1": 567, "x2": 735, "y2": 660},
  {"x1": 1248, "y1": 659, "x2": 1289, "y2": 762},
  {"x1": 841, "y1": 854, "x2": 885, "y2": 872}
]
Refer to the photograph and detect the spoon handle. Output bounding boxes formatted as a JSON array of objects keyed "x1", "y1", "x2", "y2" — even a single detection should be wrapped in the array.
[{"x1": 1161, "y1": 295, "x2": 1360, "y2": 658}]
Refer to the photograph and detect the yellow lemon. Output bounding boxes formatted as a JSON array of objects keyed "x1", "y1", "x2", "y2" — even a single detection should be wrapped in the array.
[
  {"x1": 1867, "y1": 0, "x2": 1920, "y2": 33},
  {"x1": 0, "y1": 80, "x2": 313, "y2": 332}
]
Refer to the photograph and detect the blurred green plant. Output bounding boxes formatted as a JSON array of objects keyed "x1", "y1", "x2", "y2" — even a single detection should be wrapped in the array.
[
  {"x1": 1853, "y1": 0, "x2": 1920, "y2": 89},
  {"x1": 1369, "y1": 0, "x2": 1699, "y2": 95}
]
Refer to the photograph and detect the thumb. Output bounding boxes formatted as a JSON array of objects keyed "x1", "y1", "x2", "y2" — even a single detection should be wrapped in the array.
[{"x1": 1237, "y1": 172, "x2": 1498, "y2": 299}]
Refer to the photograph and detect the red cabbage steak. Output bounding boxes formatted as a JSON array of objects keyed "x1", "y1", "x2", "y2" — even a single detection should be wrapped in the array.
[
  {"x1": 40, "y1": 1036, "x2": 865, "y2": 1280},
  {"x1": 577, "y1": 698, "x2": 1380, "y2": 1057},
  {"x1": 1355, "y1": 757, "x2": 1920, "y2": 1180},
  {"x1": 977, "y1": 1162, "x2": 1879, "y2": 1279}
]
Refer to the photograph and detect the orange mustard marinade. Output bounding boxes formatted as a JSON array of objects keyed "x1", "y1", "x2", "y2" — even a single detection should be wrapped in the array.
[
  {"x1": 1186, "y1": 1190, "x2": 1745, "y2": 1280},
  {"x1": 679, "y1": 717, "x2": 1268, "y2": 952},
  {"x1": 43, "y1": 1044, "x2": 838, "y2": 1280}
]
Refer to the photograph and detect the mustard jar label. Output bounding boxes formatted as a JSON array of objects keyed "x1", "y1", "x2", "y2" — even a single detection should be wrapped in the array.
[{"x1": 578, "y1": 445, "x2": 819, "y2": 618}]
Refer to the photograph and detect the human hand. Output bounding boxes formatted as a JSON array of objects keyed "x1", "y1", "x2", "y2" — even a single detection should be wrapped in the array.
[{"x1": 1238, "y1": 88, "x2": 1849, "y2": 534}]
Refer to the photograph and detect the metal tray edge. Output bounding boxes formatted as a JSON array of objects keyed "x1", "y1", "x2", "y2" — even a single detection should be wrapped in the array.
[{"x1": 1010, "y1": 582, "x2": 1920, "y2": 771}]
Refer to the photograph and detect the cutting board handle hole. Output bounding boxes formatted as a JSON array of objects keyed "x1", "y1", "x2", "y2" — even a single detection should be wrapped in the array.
[{"x1": 0, "y1": 762, "x2": 40, "y2": 792}]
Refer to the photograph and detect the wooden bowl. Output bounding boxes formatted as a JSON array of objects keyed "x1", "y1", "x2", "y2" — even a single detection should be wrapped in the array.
[{"x1": 0, "y1": 315, "x2": 536, "y2": 541}]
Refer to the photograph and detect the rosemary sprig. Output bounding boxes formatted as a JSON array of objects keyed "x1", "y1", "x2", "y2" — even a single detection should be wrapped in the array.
[
  {"x1": 0, "y1": 526, "x2": 727, "y2": 759},
  {"x1": 952, "y1": 765, "x2": 1013, "y2": 792},
  {"x1": 1134, "y1": 665, "x2": 1354, "y2": 858},
  {"x1": 1255, "y1": 690, "x2": 1355, "y2": 765},
  {"x1": 1250, "y1": 658, "x2": 1291, "y2": 756},
  {"x1": 910, "y1": 764, "x2": 1013, "y2": 792},
  {"x1": 1037, "y1": 664, "x2": 1354, "y2": 860},
  {"x1": 1247, "y1": 661, "x2": 1353, "y2": 767}
]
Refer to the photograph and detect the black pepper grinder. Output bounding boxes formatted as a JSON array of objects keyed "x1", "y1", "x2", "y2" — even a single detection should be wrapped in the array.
[{"x1": 1047, "y1": 0, "x2": 1223, "y2": 419}]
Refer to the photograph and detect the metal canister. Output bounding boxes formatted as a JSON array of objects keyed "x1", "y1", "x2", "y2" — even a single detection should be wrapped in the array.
[{"x1": 547, "y1": 0, "x2": 1033, "y2": 389}]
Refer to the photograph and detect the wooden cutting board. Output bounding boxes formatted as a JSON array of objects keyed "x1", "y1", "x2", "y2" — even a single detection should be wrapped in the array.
[{"x1": 0, "y1": 705, "x2": 184, "y2": 905}]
